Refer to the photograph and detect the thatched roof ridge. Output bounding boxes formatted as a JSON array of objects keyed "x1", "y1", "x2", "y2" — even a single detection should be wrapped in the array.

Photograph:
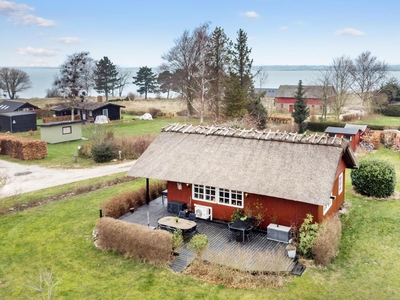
[
  {"x1": 128, "y1": 124, "x2": 358, "y2": 206},
  {"x1": 162, "y1": 123, "x2": 347, "y2": 149}
]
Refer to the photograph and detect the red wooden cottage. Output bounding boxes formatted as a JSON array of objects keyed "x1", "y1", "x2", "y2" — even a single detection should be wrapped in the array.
[
  {"x1": 275, "y1": 85, "x2": 335, "y2": 113},
  {"x1": 127, "y1": 124, "x2": 358, "y2": 229},
  {"x1": 324, "y1": 124, "x2": 368, "y2": 151}
]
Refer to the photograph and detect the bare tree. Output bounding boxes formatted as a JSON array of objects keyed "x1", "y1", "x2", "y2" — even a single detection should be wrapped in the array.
[
  {"x1": 54, "y1": 52, "x2": 95, "y2": 120},
  {"x1": 161, "y1": 23, "x2": 210, "y2": 116},
  {"x1": 328, "y1": 56, "x2": 355, "y2": 121},
  {"x1": 314, "y1": 68, "x2": 335, "y2": 121},
  {"x1": 0, "y1": 67, "x2": 32, "y2": 99},
  {"x1": 115, "y1": 68, "x2": 133, "y2": 97},
  {"x1": 350, "y1": 51, "x2": 388, "y2": 115},
  {"x1": 255, "y1": 66, "x2": 269, "y2": 89}
]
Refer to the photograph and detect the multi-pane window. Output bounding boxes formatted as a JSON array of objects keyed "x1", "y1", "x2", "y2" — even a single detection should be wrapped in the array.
[
  {"x1": 323, "y1": 198, "x2": 332, "y2": 215},
  {"x1": 62, "y1": 126, "x2": 72, "y2": 135},
  {"x1": 338, "y1": 173, "x2": 343, "y2": 195},
  {"x1": 193, "y1": 184, "x2": 243, "y2": 208}
]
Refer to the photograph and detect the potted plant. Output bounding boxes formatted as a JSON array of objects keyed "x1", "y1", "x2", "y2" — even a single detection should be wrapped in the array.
[
  {"x1": 286, "y1": 240, "x2": 296, "y2": 258},
  {"x1": 174, "y1": 216, "x2": 179, "y2": 223}
]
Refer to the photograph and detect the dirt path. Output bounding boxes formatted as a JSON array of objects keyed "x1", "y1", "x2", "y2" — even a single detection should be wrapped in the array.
[{"x1": 0, "y1": 160, "x2": 135, "y2": 198}]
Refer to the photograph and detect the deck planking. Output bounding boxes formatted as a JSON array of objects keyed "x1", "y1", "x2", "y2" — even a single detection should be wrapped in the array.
[{"x1": 120, "y1": 196, "x2": 296, "y2": 273}]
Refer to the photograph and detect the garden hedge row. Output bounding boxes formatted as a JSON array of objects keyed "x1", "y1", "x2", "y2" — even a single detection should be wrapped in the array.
[
  {"x1": 0, "y1": 134, "x2": 47, "y2": 160},
  {"x1": 42, "y1": 114, "x2": 81, "y2": 123},
  {"x1": 96, "y1": 217, "x2": 172, "y2": 266}
]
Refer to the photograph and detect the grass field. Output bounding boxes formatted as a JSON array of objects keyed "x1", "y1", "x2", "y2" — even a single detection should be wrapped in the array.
[{"x1": 1, "y1": 147, "x2": 400, "y2": 299}]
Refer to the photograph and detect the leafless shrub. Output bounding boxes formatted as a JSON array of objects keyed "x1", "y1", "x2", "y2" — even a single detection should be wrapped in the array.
[
  {"x1": 26, "y1": 267, "x2": 62, "y2": 300},
  {"x1": 312, "y1": 214, "x2": 342, "y2": 267},
  {"x1": 110, "y1": 135, "x2": 156, "y2": 160},
  {"x1": 148, "y1": 107, "x2": 163, "y2": 118},
  {"x1": 127, "y1": 92, "x2": 135, "y2": 101},
  {"x1": 101, "y1": 181, "x2": 166, "y2": 218},
  {"x1": 341, "y1": 113, "x2": 359, "y2": 122},
  {"x1": 363, "y1": 130, "x2": 381, "y2": 148},
  {"x1": 96, "y1": 217, "x2": 172, "y2": 266}
]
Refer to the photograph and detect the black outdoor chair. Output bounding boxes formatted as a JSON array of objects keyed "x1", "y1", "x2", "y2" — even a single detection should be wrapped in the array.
[
  {"x1": 158, "y1": 224, "x2": 174, "y2": 233},
  {"x1": 244, "y1": 225, "x2": 254, "y2": 242},
  {"x1": 178, "y1": 210, "x2": 187, "y2": 219},
  {"x1": 188, "y1": 213, "x2": 196, "y2": 221}
]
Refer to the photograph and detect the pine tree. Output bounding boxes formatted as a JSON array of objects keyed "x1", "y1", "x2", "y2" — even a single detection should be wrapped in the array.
[
  {"x1": 133, "y1": 66, "x2": 158, "y2": 99},
  {"x1": 207, "y1": 26, "x2": 232, "y2": 120},
  {"x1": 225, "y1": 29, "x2": 254, "y2": 117},
  {"x1": 292, "y1": 80, "x2": 310, "y2": 133},
  {"x1": 94, "y1": 56, "x2": 119, "y2": 102}
]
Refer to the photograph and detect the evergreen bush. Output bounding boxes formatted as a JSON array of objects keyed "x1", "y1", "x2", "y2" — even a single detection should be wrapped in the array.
[
  {"x1": 350, "y1": 159, "x2": 396, "y2": 198},
  {"x1": 298, "y1": 214, "x2": 319, "y2": 258},
  {"x1": 91, "y1": 142, "x2": 115, "y2": 163}
]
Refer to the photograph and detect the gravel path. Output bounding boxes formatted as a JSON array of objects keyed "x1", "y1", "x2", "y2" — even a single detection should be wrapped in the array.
[{"x1": 0, "y1": 160, "x2": 135, "y2": 198}]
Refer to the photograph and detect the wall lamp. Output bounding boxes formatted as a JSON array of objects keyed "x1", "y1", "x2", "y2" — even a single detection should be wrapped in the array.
[
  {"x1": 186, "y1": 183, "x2": 191, "y2": 187},
  {"x1": 245, "y1": 193, "x2": 249, "y2": 198}
]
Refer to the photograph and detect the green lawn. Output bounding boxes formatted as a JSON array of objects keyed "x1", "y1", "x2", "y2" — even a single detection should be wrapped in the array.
[
  {"x1": 1, "y1": 149, "x2": 400, "y2": 298},
  {"x1": 7, "y1": 117, "x2": 197, "y2": 168},
  {"x1": 355, "y1": 115, "x2": 400, "y2": 127}
]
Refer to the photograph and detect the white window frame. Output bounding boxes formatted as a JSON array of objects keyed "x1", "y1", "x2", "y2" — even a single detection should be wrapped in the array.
[
  {"x1": 192, "y1": 184, "x2": 243, "y2": 208},
  {"x1": 338, "y1": 172, "x2": 343, "y2": 195},
  {"x1": 102, "y1": 108, "x2": 109, "y2": 117},
  {"x1": 323, "y1": 196, "x2": 333, "y2": 215},
  {"x1": 62, "y1": 126, "x2": 72, "y2": 135}
]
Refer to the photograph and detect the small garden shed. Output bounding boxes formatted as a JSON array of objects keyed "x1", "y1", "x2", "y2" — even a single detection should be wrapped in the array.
[
  {"x1": 325, "y1": 126, "x2": 364, "y2": 151},
  {"x1": 0, "y1": 100, "x2": 39, "y2": 112},
  {"x1": 39, "y1": 120, "x2": 82, "y2": 144},
  {"x1": 0, "y1": 111, "x2": 37, "y2": 133},
  {"x1": 127, "y1": 124, "x2": 358, "y2": 229}
]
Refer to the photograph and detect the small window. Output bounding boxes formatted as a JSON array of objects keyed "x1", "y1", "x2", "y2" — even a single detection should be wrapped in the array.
[
  {"x1": 323, "y1": 197, "x2": 333, "y2": 215},
  {"x1": 338, "y1": 172, "x2": 343, "y2": 195},
  {"x1": 62, "y1": 126, "x2": 72, "y2": 135}
]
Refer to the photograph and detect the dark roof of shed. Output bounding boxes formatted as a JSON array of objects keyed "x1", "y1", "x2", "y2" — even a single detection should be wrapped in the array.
[
  {"x1": 38, "y1": 120, "x2": 82, "y2": 127},
  {"x1": 0, "y1": 100, "x2": 39, "y2": 112},
  {"x1": 344, "y1": 124, "x2": 368, "y2": 132},
  {"x1": 325, "y1": 126, "x2": 360, "y2": 135},
  {"x1": 50, "y1": 100, "x2": 125, "y2": 111},
  {"x1": 276, "y1": 85, "x2": 335, "y2": 98},
  {"x1": 127, "y1": 124, "x2": 358, "y2": 206},
  {"x1": 0, "y1": 111, "x2": 36, "y2": 117}
]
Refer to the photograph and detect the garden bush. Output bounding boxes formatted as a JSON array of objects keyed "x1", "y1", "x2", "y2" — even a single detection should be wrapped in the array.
[
  {"x1": 306, "y1": 121, "x2": 345, "y2": 133},
  {"x1": 91, "y1": 142, "x2": 115, "y2": 163},
  {"x1": 377, "y1": 105, "x2": 400, "y2": 117},
  {"x1": 101, "y1": 180, "x2": 166, "y2": 218},
  {"x1": 188, "y1": 234, "x2": 209, "y2": 259},
  {"x1": 351, "y1": 159, "x2": 396, "y2": 198},
  {"x1": 298, "y1": 214, "x2": 319, "y2": 258},
  {"x1": 96, "y1": 217, "x2": 172, "y2": 266},
  {"x1": 312, "y1": 214, "x2": 342, "y2": 266},
  {"x1": 110, "y1": 135, "x2": 155, "y2": 159}
]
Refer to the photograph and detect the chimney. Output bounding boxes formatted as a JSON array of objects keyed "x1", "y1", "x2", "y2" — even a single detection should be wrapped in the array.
[{"x1": 97, "y1": 95, "x2": 103, "y2": 102}]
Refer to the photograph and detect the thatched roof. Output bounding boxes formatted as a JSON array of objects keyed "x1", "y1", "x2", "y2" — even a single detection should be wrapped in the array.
[
  {"x1": 127, "y1": 124, "x2": 358, "y2": 206},
  {"x1": 276, "y1": 85, "x2": 335, "y2": 98}
]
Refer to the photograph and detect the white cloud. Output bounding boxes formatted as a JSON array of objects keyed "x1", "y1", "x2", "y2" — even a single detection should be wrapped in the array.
[
  {"x1": 242, "y1": 11, "x2": 259, "y2": 19},
  {"x1": 335, "y1": 28, "x2": 365, "y2": 36},
  {"x1": 280, "y1": 26, "x2": 288, "y2": 31},
  {"x1": 56, "y1": 37, "x2": 81, "y2": 44},
  {"x1": 17, "y1": 46, "x2": 56, "y2": 57},
  {"x1": 0, "y1": 0, "x2": 55, "y2": 27}
]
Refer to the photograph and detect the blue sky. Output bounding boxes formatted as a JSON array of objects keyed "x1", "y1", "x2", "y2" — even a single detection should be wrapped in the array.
[{"x1": 1, "y1": 0, "x2": 399, "y2": 67}]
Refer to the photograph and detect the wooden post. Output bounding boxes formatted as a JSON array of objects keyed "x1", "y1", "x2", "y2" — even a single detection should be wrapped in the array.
[{"x1": 146, "y1": 178, "x2": 150, "y2": 205}]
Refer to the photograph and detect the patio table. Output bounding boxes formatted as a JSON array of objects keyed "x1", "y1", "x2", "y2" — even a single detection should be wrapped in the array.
[
  {"x1": 158, "y1": 216, "x2": 197, "y2": 231},
  {"x1": 228, "y1": 218, "x2": 255, "y2": 243}
]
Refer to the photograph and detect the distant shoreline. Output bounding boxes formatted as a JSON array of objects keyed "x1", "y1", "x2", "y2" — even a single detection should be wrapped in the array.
[{"x1": 3, "y1": 65, "x2": 400, "y2": 71}]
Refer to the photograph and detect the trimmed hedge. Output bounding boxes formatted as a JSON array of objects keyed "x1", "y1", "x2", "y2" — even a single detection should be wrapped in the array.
[
  {"x1": 306, "y1": 121, "x2": 346, "y2": 132},
  {"x1": 96, "y1": 217, "x2": 172, "y2": 266},
  {"x1": 0, "y1": 134, "x2": 47, "y2": 160},
  {"x1": 377, "y1": 105, "x2": 400, "y2": 117},
  {"x1": 42, "y1": 115, "x2": 81, "y2": 123},
  {"x1": 351, "y1": 159, "x2": 396, "y2": 198},
  {"x1": 101, "y1": 180, "x2": 166, "y2": 218}
]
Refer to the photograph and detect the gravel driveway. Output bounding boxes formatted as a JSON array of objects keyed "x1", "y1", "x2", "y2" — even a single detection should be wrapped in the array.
[{"x1": 0, "y1": 160, "x2": 135, "y2": 198}]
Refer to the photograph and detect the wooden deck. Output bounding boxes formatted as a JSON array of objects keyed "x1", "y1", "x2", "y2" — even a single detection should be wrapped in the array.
[{"x1": 120, "y1": 197, "x2": 296, "y2": 273}]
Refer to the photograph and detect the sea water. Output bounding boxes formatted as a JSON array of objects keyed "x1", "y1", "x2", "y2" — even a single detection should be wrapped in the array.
[{"x1": 5, "y1": 67, "x2": 400, "y2": 99}]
